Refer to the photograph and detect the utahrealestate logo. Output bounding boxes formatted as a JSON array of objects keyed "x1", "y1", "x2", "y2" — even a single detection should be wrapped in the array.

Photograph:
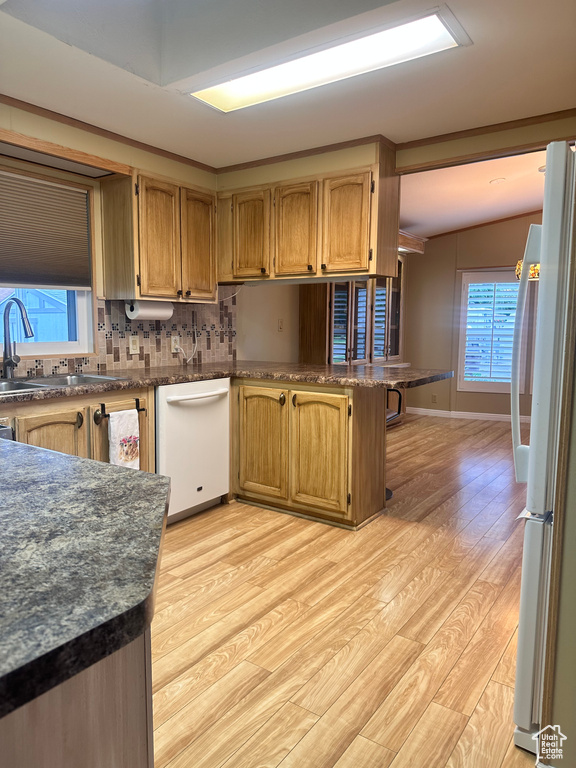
[{"x1": 533, "y1": 724, "x2": 567, "y2": 761}]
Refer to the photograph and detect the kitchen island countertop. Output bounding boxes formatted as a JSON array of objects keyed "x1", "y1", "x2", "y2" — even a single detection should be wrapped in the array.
[
  {"x1": 0, "y1": 361, "x2": 453, "y2": 404},
  {"x1": 0, "y1": 440, "x2": 170, "y2": 718}
]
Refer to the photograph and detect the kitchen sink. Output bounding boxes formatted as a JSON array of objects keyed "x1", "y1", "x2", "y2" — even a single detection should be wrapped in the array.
[
  {"x1": 0, "y1": 380, "x2": 51, "y2": 393},
  {"x1": 29, "y1": 374, "x2": 127, "y2": 387}
]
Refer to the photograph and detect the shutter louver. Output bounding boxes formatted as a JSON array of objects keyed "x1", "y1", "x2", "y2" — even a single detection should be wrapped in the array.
[
  {"x1": 464, "y1": 281, "x2": 519, "y2": 383},
  {"x1": 332, "y1": 283, "x2": 348, "y2": 363},
  {"x1": 373, "y1": 282, "x2": 387, "y2": 358},
  {"x1": 352, "y1": 281, "x2": 368, "y2": 360},
  {"x1": 0, "y1": 171, "x2": 91, "y2": 288}
]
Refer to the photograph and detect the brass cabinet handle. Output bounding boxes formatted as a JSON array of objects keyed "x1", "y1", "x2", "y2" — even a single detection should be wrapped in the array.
[
  {"x1": 307, "y1": 264, "x2": 313, "y2": 271},
  {"x1": 177, "y1": 289, "x2": 183, "y2": 296},
  {"x1": 292, "y1": 394, "x2": 297, "y2": 407},
  {"x1": 185, "y1": 290, "x2": 192, "y2": 296},
  {"x1": 260, "y1": 267, "x2": 267, "y2": 274},
  {"x1": 76, "y1": 412, "x2": 84, "y2": 428},
  {"x1": 321, "y1": 264, "x2": 327, "y2": 270},
  {"x1": 279, "y1": 392, "x2": 286, "y2": 406}
]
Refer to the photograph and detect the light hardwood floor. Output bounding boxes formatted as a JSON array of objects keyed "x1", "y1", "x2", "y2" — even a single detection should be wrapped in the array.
[{"x1": 152, "y1": 414, "x2": 536, "y2": 768}]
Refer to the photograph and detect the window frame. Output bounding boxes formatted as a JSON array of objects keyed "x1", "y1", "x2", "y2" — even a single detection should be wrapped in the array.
[
  {"x1": 457, "y1": 269, "x2": 527, "y2": 394},
  {"x1": 0, "y1": 161, "x2": 97, "y2": 359},
  {"x1": 329, "y1": 256, "x2": 405, "y2": 365}
]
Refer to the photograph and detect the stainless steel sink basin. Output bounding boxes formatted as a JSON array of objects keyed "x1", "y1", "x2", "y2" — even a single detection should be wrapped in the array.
[
  {"x1": 0, "y1": 380, "x2": 50, "y2": 393},
  {"x1": 29, "y1": 374, "x2": 127, "y2": 387}
]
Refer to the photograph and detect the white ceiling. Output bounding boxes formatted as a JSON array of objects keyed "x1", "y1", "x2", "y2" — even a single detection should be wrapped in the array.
[
  {"x1": 400, "y1": 149, "x2": 546, "y2": 237},
  {"x1": 0, "y1": 0, "x2": 573, "y2": 235}
]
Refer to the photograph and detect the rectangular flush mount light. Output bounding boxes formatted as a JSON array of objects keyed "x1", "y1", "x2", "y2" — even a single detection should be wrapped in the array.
[{"x1": 190, "y1": 10, "x2": 469, "y2": 112}]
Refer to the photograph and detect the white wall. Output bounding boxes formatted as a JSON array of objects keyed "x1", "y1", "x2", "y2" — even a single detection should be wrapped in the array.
[{"x1": 235, "y1": 282, "x2": 299, "y2": 362}]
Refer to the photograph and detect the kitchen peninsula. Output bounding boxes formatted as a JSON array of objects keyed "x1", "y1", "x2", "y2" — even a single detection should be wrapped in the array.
[
  {"x1": 0, "y1": 362, "x2": 453, "y2": 529},
  {"x1": 0, "y1": 439, "x2": 170, "y2": 767}
]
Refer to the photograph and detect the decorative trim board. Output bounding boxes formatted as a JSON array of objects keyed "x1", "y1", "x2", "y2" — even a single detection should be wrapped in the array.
[{"x1": 407, "y1": 406, "x2": 531, "y2": 423}]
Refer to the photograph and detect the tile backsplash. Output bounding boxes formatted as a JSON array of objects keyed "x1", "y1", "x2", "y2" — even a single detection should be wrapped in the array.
[{"x1": 24, "y1": 287, "x2": 237, "y2": 377}]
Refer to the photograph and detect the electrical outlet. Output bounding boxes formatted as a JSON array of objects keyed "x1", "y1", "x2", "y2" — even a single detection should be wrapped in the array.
[
  {"x1": 278, "y1": 318, "x2": 284, "y2": 332},
  {"x1": 431, "y1": 393, "x2": 438, "y2": 404},
  {"x1": 129, "y1": 336, "x2": 139, "y2": 355},
  {"x1": 171, "y1": 336, "x2": 180, "y2": 353}
]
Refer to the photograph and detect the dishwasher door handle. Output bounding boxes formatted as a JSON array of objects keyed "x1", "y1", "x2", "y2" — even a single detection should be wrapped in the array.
[{"x1": 166, "y1": 388, "x2": 229, "y2": 404}]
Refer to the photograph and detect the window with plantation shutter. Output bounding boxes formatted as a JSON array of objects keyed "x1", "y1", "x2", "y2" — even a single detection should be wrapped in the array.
[
  {"x1": 332, "y1": 283, "x2": 349, "y2": 363},
  {"x1": 372, "y1": 279, "x2": 387, "y2": 359},
  {"x1": 458, "y1": 270, "x2": 520, "y2": 393}
]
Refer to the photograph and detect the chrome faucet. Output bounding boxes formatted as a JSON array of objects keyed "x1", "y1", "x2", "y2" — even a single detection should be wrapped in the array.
[{"x1": 2, "y1": 299, "x2": 34, "y2": 379}]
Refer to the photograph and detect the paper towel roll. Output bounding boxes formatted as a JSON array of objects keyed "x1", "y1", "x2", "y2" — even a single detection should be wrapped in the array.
[{"x1": 125, "y1": 301, "x2": 174, "y2": 321}]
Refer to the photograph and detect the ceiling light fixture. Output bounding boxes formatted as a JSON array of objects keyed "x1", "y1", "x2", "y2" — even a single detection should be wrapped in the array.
[{"x1": 190, "y1": 9, "x2": 470, "y2": 112}]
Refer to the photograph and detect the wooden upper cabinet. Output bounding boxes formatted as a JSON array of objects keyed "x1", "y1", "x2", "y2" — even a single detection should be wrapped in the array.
[
  {"x1": 180, "y1": 187, "x2": 217, "y2": 301},
  {"x1": 16, "y1": 409, "x2": 88, "y2": 457},
  {"x1": 274, "y1": 181, "x2": 318, "y2": 275},
  {"x1": 290, "y1": 390, "x2": 349, "y2": 515},
  {"x1": 138, "y1": 176, "x2": 181, "y2": 298},
  {"x1": 322, "y1": 172, "x2": 372, "y2": 273},
  {"x1": 238, "y1": 385, "x2": 289, "y2": 500},
  {"x1": 233, "y1": 189, "x2": 271, "y2": 278}
]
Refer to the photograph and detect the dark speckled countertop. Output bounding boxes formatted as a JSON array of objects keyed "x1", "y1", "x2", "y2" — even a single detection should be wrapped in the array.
[
  {"x1": 0, "y1": 440, "x2": 170, "y2": 718},
  {"x1": 0, "y1": 361, "x2": 453, "y2": 404}
]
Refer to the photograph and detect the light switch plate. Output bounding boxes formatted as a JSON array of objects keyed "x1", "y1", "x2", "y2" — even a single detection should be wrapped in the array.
[
  {"x1": 171, "y1": 336, "x2": 180, "y2": 353},
  {"x1": 129, "y1": 336, "x2": 139, "y2": 355}
]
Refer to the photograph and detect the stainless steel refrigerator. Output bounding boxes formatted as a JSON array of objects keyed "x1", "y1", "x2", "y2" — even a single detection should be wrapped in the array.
[{"x1": 511, "y1": 140, "x2": 575, "y2": 756}]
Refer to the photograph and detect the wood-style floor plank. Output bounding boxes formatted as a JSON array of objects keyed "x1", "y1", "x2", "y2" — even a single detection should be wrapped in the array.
[
  {"x1": 151, "y1": 415, "x2": 529, "y2": 768},
  {"x1": 445, "y1": 681, "x2": 516, "y2": 768}
]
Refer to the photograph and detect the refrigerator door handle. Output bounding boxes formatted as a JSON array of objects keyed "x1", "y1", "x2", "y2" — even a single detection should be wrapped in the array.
[{"x1": 511, "y1": 224, "x2": 541, "y2": 483}]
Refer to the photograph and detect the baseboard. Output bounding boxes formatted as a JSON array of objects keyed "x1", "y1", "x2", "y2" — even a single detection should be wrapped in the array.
[{"x1": 406, "y1": 406, "x2": 531, "y2": 423}]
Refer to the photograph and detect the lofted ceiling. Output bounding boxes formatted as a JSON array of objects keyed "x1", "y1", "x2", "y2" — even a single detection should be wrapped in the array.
[
  {"x1": 0, "y1": 0, "x2": 573, "y2": 235},
  {"x1": 400, "y1": 149, "x2": 546, "y2": 237}
]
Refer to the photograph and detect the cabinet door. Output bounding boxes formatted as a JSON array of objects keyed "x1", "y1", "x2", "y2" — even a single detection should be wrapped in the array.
[
  {"x1": 181, "y1": 187, "x2": 217, "y2": 301},
  {"x1": 89, "y1": 397, "x2": 151, "y2": 472},
  {"x1": 290, "y1": 391, "x2": 349, "y2": 515},
  {"x1": 138, "y1": 176, "x2": 181, "y2": 298},
  {"x1": 322, "y1": 172, "x2": 371, "y2": 273},
  {"x1": 16, "y1": 409, "x2": 88, "y2": 457},
  {"x1": 275, "y1": 181, "x2": 318, "y2": 275},
  {"x1": 233, "y1": 189, "x2": 271, "y2": 277},
  {"x1": 239, "y1": 385, "x2": 288, "y2": 500}
]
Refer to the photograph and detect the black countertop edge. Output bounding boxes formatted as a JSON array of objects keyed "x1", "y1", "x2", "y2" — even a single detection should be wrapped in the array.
[{"x1": 0, "y1": 594, "x2": 154, "y2": 719}]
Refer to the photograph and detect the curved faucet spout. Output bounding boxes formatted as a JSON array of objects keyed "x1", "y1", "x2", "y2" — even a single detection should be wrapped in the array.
[{"x1": 3, "y1": 298, "x2": 34, "y2": 379}]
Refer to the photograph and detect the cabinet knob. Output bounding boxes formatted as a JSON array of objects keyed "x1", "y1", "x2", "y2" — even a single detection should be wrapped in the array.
[
  {"x1": 279, "y1": 392, "x2": 286, "y2": 406},
  {"x1": 76, "y1": 412, "x2": 84, "y2": 428},
  {"x1": 177, "y1": 289, "x2": 183, "y2": 296},
  {"x1": 260, "y1": 267, "x2": 267, "y2": 274},
  {"x1": 185, "y1": 290, "x2": 192, "y2": 296},
  {"x1": 321, "y1": 264, "x2": 327, "y2": 270},
  {"x1": 292, "y1": 394, "x2": 297, "y2": 407},
  {"x1": 307, "y1": 264, "x2": 313, "y2": 271}
]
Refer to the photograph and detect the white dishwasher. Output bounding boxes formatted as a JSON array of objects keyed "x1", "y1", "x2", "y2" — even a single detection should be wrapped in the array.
[{"x1": 156, "y1": 378, "x2": 230, "y2": 521}]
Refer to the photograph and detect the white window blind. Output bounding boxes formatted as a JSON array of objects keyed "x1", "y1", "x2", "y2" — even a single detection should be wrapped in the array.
[
  {"x1": 331, "y1": 283, "x2": 349, "y2": 363},
  {"x1": 459, "y1": 270, "x2": 519, "y2": 393},
  {"x1": 0, "y1": 170, "x2": 91, "y2": 288},
  {"x1": 373, "y1": 279, "x2": 387, "y2": 358}
]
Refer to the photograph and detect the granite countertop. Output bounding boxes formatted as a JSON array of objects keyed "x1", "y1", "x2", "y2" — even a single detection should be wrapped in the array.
[
  {"x1": 0, "y1": 361, "x2": 454, "y2": 404},
  {"x1": 0, "y1": 440, "x2": 170, "y2": 718}
]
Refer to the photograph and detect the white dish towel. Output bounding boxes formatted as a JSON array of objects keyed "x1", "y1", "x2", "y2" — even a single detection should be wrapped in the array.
[{"x1": 108, "y1": 409, "x2": 140, "y2": 470}]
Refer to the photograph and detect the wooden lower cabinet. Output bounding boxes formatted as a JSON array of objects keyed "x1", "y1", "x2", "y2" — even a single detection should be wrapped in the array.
[
  {"x1": 238, "y1": 385, "x2": 288, "y2": 500},
  {"x1": 16, "y1": 408, "x2": 88, "y2": 457},
  {"x1": 290, "y1": 390, "x2": 349, "y2": 515},
  {"x1": 234, "y1": 380, "x2": 386, "y2": 528},
  {"x1": 4, "y1": 389, "x2": 154, "y2": 470},
  {"x1": 89, "y1": 394, "x2": 152, "y2": 472}
]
